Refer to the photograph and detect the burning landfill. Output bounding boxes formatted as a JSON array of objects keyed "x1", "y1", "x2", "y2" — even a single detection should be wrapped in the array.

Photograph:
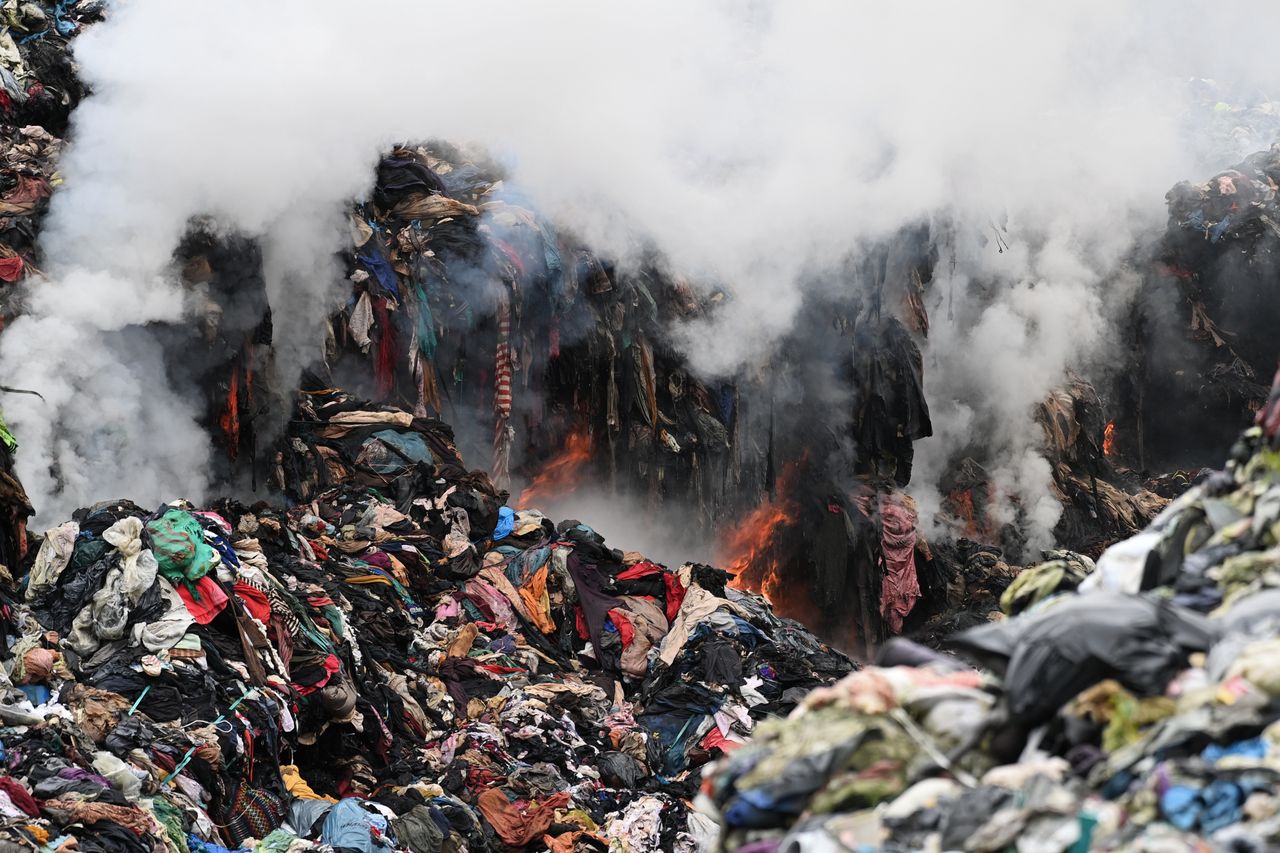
[{"x1": 6, "y1": 2, "x2": 1280, "y2": 852}]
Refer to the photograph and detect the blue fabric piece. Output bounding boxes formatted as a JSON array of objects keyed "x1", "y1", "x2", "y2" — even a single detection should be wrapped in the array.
[
  {"x1": 412, "y1": 284, "x2": 437, "y2": 360},
  {"x1": 640, "y1": 701, "x2": 721, "y2": 775},
  {"x1": 427, "y1": 801, "x2": 458, "y2": 835},
  {"x1": 689, "y1": 615, "x2": 767, "y2": 648},
  {"x1": 355, "y1": 430, "x2": 433, "y2": 476},
  {"x1": 535, "y1": 220, "x2": 565, "y2": 309},
  {"x1": 53, "y1": 1, "x2": 77, "y2": 36},
  {"x1": 723, "y1": 789, "x2": 808, "y2": 827},
  {"x1": 1161, "y1": 785, "x2": 1200, "y2": 831},
  {"x1": 1100, "y1": 769, "x2": 1134, "y2": 800},
  {"x1": 366, "y1": 430, "x2": 433, "y2": 473},
  {"x1": 188, "y1": 834, "x2": 247, "y2": 853},
  {"x1": 1181, "y1": 209, "x2": 1207, "y2": 231},
  {"x1": 493, "y1": 507, "x2": 515, "y2": 541},
  {"x1": 358, "y1": 246, "x2": 400, "y2": 299},
  {"x1": 1210, "y1": 215, "x2": 1232, "y2": 243},
  {"x1": 505, "y1": 546, "x2": 550, "y2": 585},
  {"x1": 716, "y1": 385, "x2": 735, "y2": 425},
  {"x1": 18, "y1": 685, "x2": 49, "y2": 705},
  {"x1": 1203, "y1": 737, "x2": 1268, "y2": 763},
  {"x1": 1161, "y1": 780, "x2": 1254, "y2": 833},
  {"x1": 1199, "y1": 780, "x2": 1244, "y2": 834},
  {"x1": 322, "y1": 798, "x2": 394, "y2": 853},
  {"x1": 722, "y1": 798, "x2": 779, "y2": 829},
  {"x1": 736, "y1": 787, "x2": 809, "y2": 815},
  {"x1": 209, "y1": 535, "x2": 241, "y2": 572}
]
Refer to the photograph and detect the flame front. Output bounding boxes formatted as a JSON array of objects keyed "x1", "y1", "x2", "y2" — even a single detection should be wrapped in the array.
[
  {"x1": 722, "y1": 498, "x2": 795, "y2": 600},
  {"x1": 517, "y1": 428, "x2": 593, "y2": 510},
  {"x1": 719, "y1": 460, "x2": 807, "y2": 611},
  {"x1": 1103, "y1": 420, "x2": 1117, "y2": 458}
]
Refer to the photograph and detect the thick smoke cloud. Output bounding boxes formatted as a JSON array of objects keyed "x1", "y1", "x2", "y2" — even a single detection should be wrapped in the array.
[{"x1": 1, "y1": 0, "x2": 1276, "y2": 527}]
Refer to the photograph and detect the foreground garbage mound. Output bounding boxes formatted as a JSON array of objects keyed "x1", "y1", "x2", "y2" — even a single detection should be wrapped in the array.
[
  {"x1": 0, "y1": 388, "x2": 852, "y2": 853},
  {"x1": 700, "y1": 382, "x2": 1280, "y2": 851}
]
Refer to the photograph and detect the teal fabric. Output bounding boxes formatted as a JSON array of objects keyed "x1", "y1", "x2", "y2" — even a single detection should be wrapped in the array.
[{"x1": 146, "y1": 508, "x2": 217, "y2": 591}]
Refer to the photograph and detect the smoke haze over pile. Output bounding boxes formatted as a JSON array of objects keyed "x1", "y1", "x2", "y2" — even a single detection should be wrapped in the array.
[{"x1": 2, "y1": 0, "x2": 1278, "y2": 529}]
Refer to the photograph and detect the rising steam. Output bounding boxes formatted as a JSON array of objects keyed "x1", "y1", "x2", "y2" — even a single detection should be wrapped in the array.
[{"x1": 0, "y1": 0, "x2": 1275, "y2": 531}]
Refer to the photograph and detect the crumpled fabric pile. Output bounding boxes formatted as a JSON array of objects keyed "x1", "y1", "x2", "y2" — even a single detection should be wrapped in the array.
[
  {"x1": 0, "y1": 387, "x2": 852, "y2": 853},
  {"x1": 0, "y1": 0, "x2": 99, "y2": 505},
  {"x1": 0, "y1": 0, "x2": 100, "y2": 290},
  {"x1": 697, "y1": 370, "x2": 1280, "y2": 852},
  {"x1": 328, "y1": 141, "x2": 737, "y2": 517},
  {"x1": 0, "y1": 3, "x2": 102, "y2": 751},
  {"x1": 1164, "y1": 144, "x2": 1280, "y2": 250},
  {"x1": 1146, "y1": 138, "x2": 1280, "y2": 427}
]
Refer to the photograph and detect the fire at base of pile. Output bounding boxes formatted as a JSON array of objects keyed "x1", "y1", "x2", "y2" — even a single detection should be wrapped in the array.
[{"x1": 698, "y1": 381, "x2": 1280, "y2": 852}]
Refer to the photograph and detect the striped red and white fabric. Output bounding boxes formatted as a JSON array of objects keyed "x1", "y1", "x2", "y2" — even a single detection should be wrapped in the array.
[
  {"x1": 494, "y1": 297, "x2": 513, "y2": 419},
  {"x1": 492, "y1": 294, "x2": 514, "y2": 487}
]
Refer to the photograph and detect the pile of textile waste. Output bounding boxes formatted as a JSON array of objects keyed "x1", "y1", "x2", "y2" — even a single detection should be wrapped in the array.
[
  {"x1": 0, "y1": 0, "x2": 101, "y2": 581},
  {"x1": 0, "y1": 387, "x2": 853, "y2": 853},
  {"x1": 698, "y1": 369, "x2": 1280, "y2": 852},
  {"x1": 0, "y1": 0, "x2": 98, "y2": 292}
]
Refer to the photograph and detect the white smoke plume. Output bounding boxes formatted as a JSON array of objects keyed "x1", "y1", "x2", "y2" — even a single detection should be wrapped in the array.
[{"x1": 1, "y1": 0, "x2": 1276, "y2": 528}]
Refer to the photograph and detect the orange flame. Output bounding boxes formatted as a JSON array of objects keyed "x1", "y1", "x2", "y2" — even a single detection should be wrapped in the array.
[
  {"x1": 219, "y1": 367, "x2": 240, "y2": 460},
  {"x1": 722, "y1": 498, "x2": 796, "y2": 601},
  {"x1": 1103, "y1": 420, "x2": 1117, "y2": 458},
  {"x1": 718, "y1": 461, "x2": 810, "y2": 618},
  {"x1": 947, "y1": 488, "x2": 979, "y2": 537},
  {"x1": 516, "y1": 428, "x2": 593, "y2": 509}
]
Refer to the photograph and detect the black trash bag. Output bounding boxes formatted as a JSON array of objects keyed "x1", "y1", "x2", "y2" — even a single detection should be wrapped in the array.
[{"x1": 949, "y1": 593, "x2": 1217, "y2": 724}]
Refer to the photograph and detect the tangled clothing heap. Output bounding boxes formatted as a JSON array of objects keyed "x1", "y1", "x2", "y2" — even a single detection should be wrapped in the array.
[
  {"x1": 0, "y1": 387, "x2": 852, "y2": 853},
  {"x1": 700, "y1": 367, "x2": 1280, "y2": 853}
]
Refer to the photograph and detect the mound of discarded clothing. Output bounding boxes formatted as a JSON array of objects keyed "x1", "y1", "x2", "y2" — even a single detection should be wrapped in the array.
[
  {"x1": 698, "y1": 371, "x2": 1280, "y2": 852},
  {"x1": 1129, "y1": 137, "x2": 1280, "y2": 472},
  {"x1": 0, "y1": 387, "x2": 852, "y2": 853},
  {"x1": 0, "y1": 0, "x2": 99, "y2": 289},
  {"x1": 327, "y1": 141, "x2": 742, "y2": 521},
  {"x1": 0, "y1": 0, "x2": 101, "y2": 585}
]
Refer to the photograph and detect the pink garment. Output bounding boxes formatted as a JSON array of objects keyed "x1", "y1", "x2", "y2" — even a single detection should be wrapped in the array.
[
  {"x1": 877, "y1": 496, "x2": 921, "y2": 633},
  {"x1": 192, "y1": 511, "x2": 231, "y2": 536},
  {"x1": 462, "y1": 577, "x2": 519, "y2": 629}
]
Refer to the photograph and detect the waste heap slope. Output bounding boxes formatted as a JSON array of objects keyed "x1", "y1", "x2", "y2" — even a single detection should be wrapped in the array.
[
  {"x1": 0, "y1": 387, "x2": 852, "y2": 853},
  {"x1": 699, "y1": 368, "x2": 1280, "y2": 852}
]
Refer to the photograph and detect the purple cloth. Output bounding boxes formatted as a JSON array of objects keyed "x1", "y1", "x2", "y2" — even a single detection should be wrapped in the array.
[
  {"x1": 566, "y1": 553, "x2": 623, "y2": 658},
  {"x1": 59, "y1": 766, "x2": 113, "y2": 788}
]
